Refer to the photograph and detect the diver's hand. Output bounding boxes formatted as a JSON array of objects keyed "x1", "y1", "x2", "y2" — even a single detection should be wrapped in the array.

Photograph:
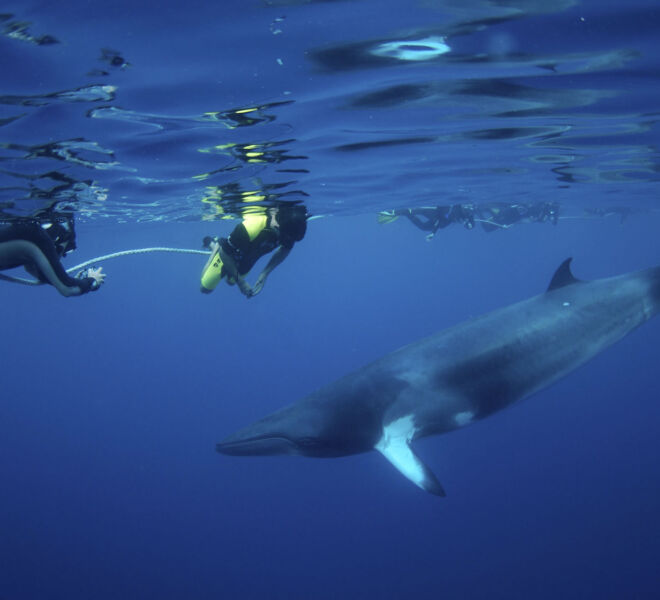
[
  {"x1": 237, "y1": 277, "x2": 252, "y2": 297},
  {"x1": 87, "y1": 266, "x2": 106, "y2": 290},
  {"x1": 250, "y1": 274, "x2": 267, "y2": 297}
]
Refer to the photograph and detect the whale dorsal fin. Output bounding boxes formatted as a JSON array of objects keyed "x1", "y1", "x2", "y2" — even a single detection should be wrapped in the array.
[
  {"x1": 375, "y1": 415, "x2": 446, "y2": 496},
  {"x1": 547, "y1": 258, "x2": 581, "y2": 292}
]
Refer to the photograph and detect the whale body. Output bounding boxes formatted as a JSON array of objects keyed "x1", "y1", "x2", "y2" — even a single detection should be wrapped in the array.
[{"x1": 217, "y1": 260, "x2": 660, "y2": 495}]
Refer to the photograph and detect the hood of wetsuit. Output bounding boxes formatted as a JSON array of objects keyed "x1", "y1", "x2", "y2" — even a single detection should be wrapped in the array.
[{"x1": 41, "y1": 215, "x2": 76, "y2": 256}]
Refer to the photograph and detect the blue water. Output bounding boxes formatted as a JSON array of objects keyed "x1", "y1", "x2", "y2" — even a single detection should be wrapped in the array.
[{"x1": 1, "y1": 1, "x2": 660, "y2": 598}]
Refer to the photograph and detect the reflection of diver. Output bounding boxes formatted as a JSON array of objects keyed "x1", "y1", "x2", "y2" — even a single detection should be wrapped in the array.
[
  {"x1": 201, "y1": 140, "x2": 306, "y2": 167},
  {"x1": 200, "y1": 204, "x2": 307, "y2": 298},
  {"x1": 478, "y1": 202, "x2": 559, "y2": 232},
  {"x1": 0, "y1": 214, "x2": 105, "y2": 296},
  {"x1": 379, "y1": 205, "x2": 475, "y2": 240},
  {"x1": 202, "y1": 100, "x2": 294, "y2": 129}
]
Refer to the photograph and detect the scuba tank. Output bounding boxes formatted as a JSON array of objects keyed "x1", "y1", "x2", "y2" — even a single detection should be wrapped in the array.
[{"x1": 200, "y1": 248, "x2": 224, "y2": 292}]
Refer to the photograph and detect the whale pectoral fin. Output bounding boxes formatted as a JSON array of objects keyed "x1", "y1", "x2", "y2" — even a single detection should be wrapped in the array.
[
  {"x1": 375, "y1": 419, "x2": 446, "y2": 496},
  {"x1": 376, "y1": 440, "x2": 446, "y2": 496}
]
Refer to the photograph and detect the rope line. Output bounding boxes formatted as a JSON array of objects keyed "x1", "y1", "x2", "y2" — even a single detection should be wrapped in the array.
[
  {"x1": 67, "y1": 247, "x2": 210, "y2": 271},
  {"x1": 0, "y1": 247, "x2": 211, "y2": 286}
]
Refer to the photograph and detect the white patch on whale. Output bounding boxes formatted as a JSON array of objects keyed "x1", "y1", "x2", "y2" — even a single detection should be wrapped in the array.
[{"x1": 454, "y1": 411, "x2": 474, "y2": 426}]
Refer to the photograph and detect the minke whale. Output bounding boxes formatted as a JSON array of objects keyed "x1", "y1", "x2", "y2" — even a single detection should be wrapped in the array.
[{"x1": 217, "y1": 260, "x2": 660, "y2": 496}]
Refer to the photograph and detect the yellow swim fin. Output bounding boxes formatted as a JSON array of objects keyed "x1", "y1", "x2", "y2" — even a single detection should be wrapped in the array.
[{"x1": 378, "y1": 210, "x2": 399, "y2": 225}]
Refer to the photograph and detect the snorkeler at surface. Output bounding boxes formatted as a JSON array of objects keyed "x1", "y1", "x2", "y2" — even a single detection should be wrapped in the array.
[
  {"x1": 380, "y1": 202, "x2": 559, "y2": 240},
  {"x1": 0, "y1": 214, "x2": 105, "y2": 297},
  {"x1": 379, "y1": 205, "x2": 475, "y2": 240},
  {"x1": 200, "y1": 204, "x2": 307, "y2": 298},
  {"x1": 478, "y1": 202, "x2": 559, "y2": 232}
]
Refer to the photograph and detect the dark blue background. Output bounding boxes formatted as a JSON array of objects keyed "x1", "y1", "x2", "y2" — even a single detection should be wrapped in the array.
[{"x1": 2, "y1": 215, "x2": 659, "y2": 599}]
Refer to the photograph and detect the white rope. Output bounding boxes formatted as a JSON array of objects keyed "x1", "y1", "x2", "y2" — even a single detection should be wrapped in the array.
[
  {"x1": 0, "y1": 246, "x2": 211, "y2": 286},
  {"x1": 67, "y1": 247, "x2": 210, "y2": 271}
]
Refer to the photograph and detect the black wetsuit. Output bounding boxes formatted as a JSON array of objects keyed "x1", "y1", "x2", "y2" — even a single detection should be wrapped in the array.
[
  {"x1": 480, "y1": 205, "x2": 526, "y2": 232},
  {"x1": 0, "y1": 220, "x2": 96, "y2": 295},
  {"x1": 400, "y1": 206, "x2": 475, "y2": 234},
  {"x1": 220, "y1": 215, "x2": 306, "y2": 275},
  {"x1": 401, "y1": 207, "x2": 454, "y2": 233}
]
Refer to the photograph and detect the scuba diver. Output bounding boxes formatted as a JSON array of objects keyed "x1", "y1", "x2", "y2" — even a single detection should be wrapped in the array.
[
  {"x1": 529, "y1": 201, "x2": 560, "y2": 225},
  {"x1": 200, "y1": 203, "x2": 307, "y2": 298},
  {"x1": 378, "y1": 205, "x2": 475, "y2": 240},
  {"x1": 478, "y1": 202, "x2": 559, "y2": 232},
  {"x1": 0, "y1": 214, "x2": 105, "y2": 297}
]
